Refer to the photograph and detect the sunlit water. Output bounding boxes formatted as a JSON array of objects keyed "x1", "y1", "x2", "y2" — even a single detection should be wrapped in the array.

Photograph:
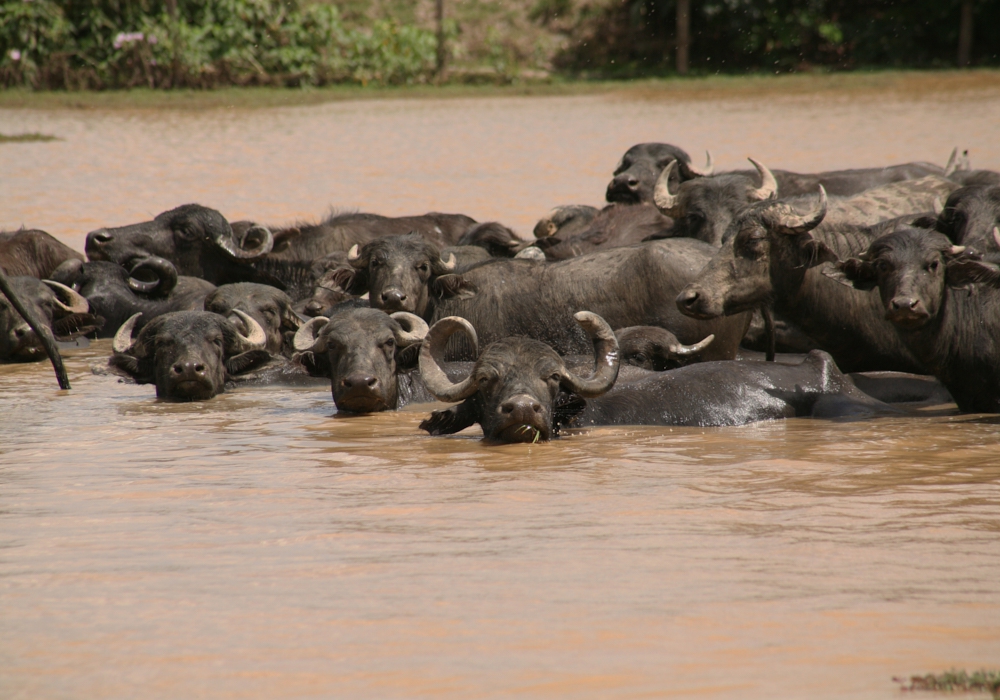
[{"x1": 2, "y1": 89, "x2": 1000, "y2": 699}]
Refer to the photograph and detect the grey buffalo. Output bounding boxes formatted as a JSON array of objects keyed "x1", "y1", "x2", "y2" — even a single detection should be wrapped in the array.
[
  {"x1": 1, "y1": 228, "x2": 84, "y2": 278},
  {"x1": 204, "y1": 282, "x2": 301, "y2": 356},
  {"x1": 0, "y1": 276, "x2": 102, "y2": 362}
]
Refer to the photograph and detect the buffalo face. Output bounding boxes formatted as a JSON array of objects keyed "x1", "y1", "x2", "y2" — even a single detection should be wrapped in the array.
[
  {"x1": 292, "y1": 308, "x2": 428, "y2": 413},
  {"x1": 85, "y1": 204, "x2": 273, "y2": 283},
  {"x1": 109, "y1": 310, "x2": 270, "y2": 401},
  {"x1": 615, "y1": 326, "x2": 715, "y2": 371},
  {"x1": 204, "y1": 282, "x2": 300, "y2": 355},
  {"x1": 0, "y1": 277, "x2": 100, "y2": 362},
  {"x1": 606, "y1": 143, "x2": 698, "y2": 205},
  {"x1": 676, "y1": 187, "x2": 830, "y2": 320},
  {"x1": 419, "y1": 312, "x2": 620, "y2": 443}
]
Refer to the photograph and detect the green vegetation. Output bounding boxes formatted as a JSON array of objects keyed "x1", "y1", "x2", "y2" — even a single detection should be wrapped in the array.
[
  {"x1": 895, "y1": 669, "x2": 1000, "y2": 699},
  {"x1": 0, "y1": 1, "x2": 996, "y2": 91},
  {"x1": 0, "y1": 132, "x2": 60, "y2": 142}
]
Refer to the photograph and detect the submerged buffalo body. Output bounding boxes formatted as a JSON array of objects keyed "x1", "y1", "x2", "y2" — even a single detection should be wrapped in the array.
[
  {"x1": 832, "y1": 227, "x2": 1000, "y2": 412},
  {"x1": 1, "y1": 229, "x2": 84, "y2": 279},
  {"x1": 109, "y1": 310, "x2": 271, "y2": 401},
  {"x1": 0, "y1": 276, "x2": 102, "y2": 362},
  {"x1": 536, "y1": 204, "x2": 673, "y2": 260},
  {"x1": 204, "y1": 282, "x2": 301, "y2": 356},
  {"x1": 934, "y1": 185, "x2": 1000, "y2": 254},
  {"x1": 50, "y1": 257, "x2": 215, "y2": 336},
  {"x1": 341, "y1": 234, "x2": 750, "y2": 361}
]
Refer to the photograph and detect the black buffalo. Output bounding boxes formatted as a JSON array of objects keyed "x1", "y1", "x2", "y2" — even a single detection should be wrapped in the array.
[
  {"x1": 612, "y1": 326, "x2": 715, "y2": 371},
  {"x1": 535, "y1": 204, "x2": 673, "y2": 260},
  {"x1": 340, "y1": 234, "x2": 750, "y2": 361},
  {"x1": 418, "y1": 312, "x2": 620, "y2": 443},
  {"x1": 292, "y1": 307, "x2": 431, "y2": 413},
  {"x1": 204, "y1": 282, "x2": 301, "y2": 356},
  {"x1": 675, "y1": 188, "x2": 929, "y2": 373},
  {"x1": 109, "y1": 310, "x2": 271, "y2": 401},
  {"x1": 533, "y1": 205, "x2": 600, "y2": 240},
  {"x1": 831, "y1": 227, "x2": 1000, "y2": 412},
  {"x1": 49, "y1": 257, "x2": 215, "y2": 337},
  {"x1": 0, "y1": 276, "x2": 102, "y2": 362},
  {"x1": 934, "y1": 185, "x2": 1000, "y2": 253},
  {"x1": 1, "y1": 228, "x2": 84, "y2": 278},
  {"x1": 606, "y1": 143, "x2": 702, "y2": 204},
  {"x1": 456, "y1": 222, "x2": 523, "y2": 258}
]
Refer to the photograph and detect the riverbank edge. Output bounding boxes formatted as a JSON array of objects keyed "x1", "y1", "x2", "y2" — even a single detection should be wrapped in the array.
[{"x1": 2, "y1": 69, "x2": 999, "y2": 111}]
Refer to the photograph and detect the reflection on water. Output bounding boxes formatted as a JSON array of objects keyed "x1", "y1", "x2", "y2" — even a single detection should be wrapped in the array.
[{"x1": 2, "y1": 91, "x2": 1000, "y2": 698}]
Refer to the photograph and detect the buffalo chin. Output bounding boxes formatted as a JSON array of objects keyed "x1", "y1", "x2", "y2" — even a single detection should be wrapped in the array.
[
  {"x1": 489, "y1": 422, "x2": 551, "y2": 444},
  {"x1": 161, "y1": 379, "x2": 219, "y2": 402},
  {"x1": 334, "y1": 395, "x2": 391, "y2": 414},
  {"x1": 886, "y1": 310, "x2": 931, "y2": 329}
]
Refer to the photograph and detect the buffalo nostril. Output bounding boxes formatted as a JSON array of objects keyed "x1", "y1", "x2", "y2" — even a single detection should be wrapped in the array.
[
  {"x1": 172, "y1": 364, "x2": 184, "y2": 375},
  {"x1": 501, "y1": 401, "x2": 514, "y2": 414},
  {"x1": 678, "y1": 289, "x2": 699, "y2": 308},
  {"x1": 367, "y1": 377, "x2": 378, "y2": 387},
  {"x1": 627, "y1": 177, "x2": 639, "y2": 188},
  {"x1": 531, "y1": 402, "x2": 542, "y2": 413},
  {"x1": 909, "y1": 299, "x2": 920, "y2": 310},
  {"x1": 13, "y1": 327, "x2": 26, "y2": 338},
  {"x1": 194, "y1": 364, "x2": 205, "y2": 373},
  {"x1": 93, "y1": 231, "x2": 113, "y2": 243}
]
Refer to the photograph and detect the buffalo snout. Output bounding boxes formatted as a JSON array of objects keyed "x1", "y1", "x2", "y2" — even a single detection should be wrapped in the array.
[
  {"x1": 380, "y1": 289, "x2": 408, "y2": 309},
  {"x1": 494, "y1": 393, "x2": 549, "y2": 443},
  {"x1": 886, "y1": 295, "x2": 930, "y2": 327}
]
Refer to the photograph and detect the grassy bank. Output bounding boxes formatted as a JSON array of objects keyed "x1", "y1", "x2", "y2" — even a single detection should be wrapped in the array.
[{"x1": 1, "y1": 69, "x2": 999, "y2": 111}]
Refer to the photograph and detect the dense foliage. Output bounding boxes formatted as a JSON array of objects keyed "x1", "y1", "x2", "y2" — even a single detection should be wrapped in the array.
[{"x1": 0, "y1": 0, "x2": 438, "y2": 88}]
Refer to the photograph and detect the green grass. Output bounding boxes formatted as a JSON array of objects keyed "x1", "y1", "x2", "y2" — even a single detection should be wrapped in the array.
[
  {"x1": 0, "y1": 69, "x2": 998, "y2": 111},
  {"x1": 0, "y1": 132, "x2": 61, "y2": 143},
  {"x1": 895, "y1": 669, "x2": 1000, "y2": 699}
]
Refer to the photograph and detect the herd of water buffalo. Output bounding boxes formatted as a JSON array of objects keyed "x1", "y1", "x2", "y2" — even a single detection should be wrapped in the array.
[{"x1": 3, "y1": 142, "x2": 999, "y2": 443}]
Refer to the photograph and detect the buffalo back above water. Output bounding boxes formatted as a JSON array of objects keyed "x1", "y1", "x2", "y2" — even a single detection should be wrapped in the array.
[{"x1": 1, "y1": 229, "x2": 84, "y2": 278}]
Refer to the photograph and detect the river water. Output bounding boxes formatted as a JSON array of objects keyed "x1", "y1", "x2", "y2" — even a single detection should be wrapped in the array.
[{"x1": 2, "y1": 88, "x2": 999, "y2": 699}]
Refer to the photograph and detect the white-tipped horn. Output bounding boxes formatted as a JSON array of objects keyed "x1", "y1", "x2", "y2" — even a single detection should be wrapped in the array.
[
  {"x1": 43, "y1": 279, "x2": 90, "y2": 314},
  {"x1": 653, "y1": 160, "x2": 680, "y2": 215},
  {"x1": 683, "y1": 150, "x2": 715, "y2": 177},
  {"x1": 293, "y1": 316, "x2": 329, "y2": 352},
  {"x1": 944, "y1": 147, "x2": 959, "y2": 176},
  {"x1": 441, "y1": 252, "x2": 457, "y2": 270},
  {"x1": 947, "y1": 245, "x2": 967, "y2": 256},
  {"x1": 232, "y1": 309, "x2": 267, "y2": 350},
  {"x1": 347, "y1": 244, "x2": 360, "y2": 262},
  {"x1": 390, "y1": 311, "x2": 429, "y2": 346},
  {"x1": 748, "y1": 158, "x2": 778, "y2": 200},
  {"x1": 113, "y1": 312, "x2": 142, "y2": 354},
  {"x1": 671, "y1": 333, "x2": 715, "y2": 356},
  {"x1": 993, "y1": 227, "x2": 1000, "y2": 249}
]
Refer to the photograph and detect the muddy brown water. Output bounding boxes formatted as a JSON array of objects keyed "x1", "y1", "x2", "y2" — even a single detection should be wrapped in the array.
[{"x1": 2, "y1": 90, "x2": 1000, "y2": 699}]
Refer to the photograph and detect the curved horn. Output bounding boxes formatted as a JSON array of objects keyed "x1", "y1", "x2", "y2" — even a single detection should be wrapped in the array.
[
  {"x1": 292, "y1": 316, "x2": 329, "y2": 353},
  {"x1": 559, "y1": 311, "x2": 620, "y2": 398},
  {"x1": 42, "y1": 279, "x2": 90, "y2": 314},
  {"x1": 653, "y1": 160, "x2": 680, "y2": 215},
  {"x1": 770, "y1": 185, "x2": 828, "y2": 235},
  {"x1": 946, "y1": 245, "x2": 967, "y2": 256},
  {"x1": 670, "y1": 333, "x2": 715, "y2": 357},
  {"x1": 347, "y1": 244, "x2": 361, "y2": 262},
  {"x1": 128, "y1": 256, "x2": 178, "y2": 294},
  {"x1": 944, "y1": 147, "x2": 959, "y2": 176},
  {"x1": 113, "y1": 312, "x2": 142, "y2": 354},
  {"x1": 419, "y1": 316, "x2": 479, "y2": 403},
  {"x1": 993, "y1": 226, "x2": 1000, "y2": 250},
  {"x1": 232, "y1": 309, "x2": 267, "y2": 350},
  {"x1": 440, "y1": 252, "x2": 457, "y2": 271},
  {"x1": 682, "y1": 150, "x2": 715, "y2": 178},
  {"x1": 748, "y1": 158, "x2": 778, "y2": 200},
  {"x1": 389, "y1": 311, "x2": 429, "y2": 346},
  {"x1": 213, "y1": 222, "x2": 273, "y2": 259}
]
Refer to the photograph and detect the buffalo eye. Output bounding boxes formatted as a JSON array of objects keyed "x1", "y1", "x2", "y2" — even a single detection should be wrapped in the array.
[
  {"x1": 926, "y1": 260, "x2": 940, "y2": 273},
  {"x1": 384, "y1": 338, "x2": 395, "y2": 350},
  {"x1": 175, "y1": 225, "x2": 200, "y2": 242},
  {"x1": 417, "y1": 262, "x2": 430, "y2": 273},
  {"x1": 548, "y1": 372, "x2": 562, "y2": 383},
  {"x1": 631, "y1": 353, "x2": 648, "y2": 364},
  {"x1": 370, "y1": 259, "x2": 381, "y2": 269},
  {"x1": 875, "y1": 259, "x2": 890, "y2": 274}
]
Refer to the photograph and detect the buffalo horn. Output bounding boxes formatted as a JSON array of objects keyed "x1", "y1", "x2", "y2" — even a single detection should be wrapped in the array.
[
  {"x1": 347, "y1": 244, "x2": 361, "y2": 262},
  {"x1": 993, "y1": 227, "x2": 1000, "y2": 250},
  {"x1": 559, "y1": 311, "x2": 620, "y2": 398},
  {"x1": 683, "y1": 151, "x2": 715, "y2": 178},
  {"x1": 771, "y1": 185, "x2": 828, "y2": 234},
  {"x1": 214, "y1": 223, "x2": 273, "y2": 259},
  {"x1": 440, "y1": 253, "x2": 457, "y2": 270},
  {"x1": 653, "y1": 160, "x2": 680, "y2": 215},
  {"x1": 232, "y1": 309, "x2": 267, "y2": 350},
  {"x1": 671, "y1": 333, "x2": 715, "y2": 356},
  {"x1": 389, "y1": 312, "x2": 429, "y2": 346},
  {"x1": 42, "y1": 279, "x2": 90, "y2": 314},
  {"x1": 947, "y1": 245, "x2": 967, "y2": 256},
  {"x1": 113, "y1": 312, "x2": 143, "y2": 354},
  {"x1": 944, "y1": 147, "x2": 959, "y2": 176},
  {"x1": 128, "y1": 256, "x2": 178, "y2": 294},
  {"x1": 419, "y1": 316, "x2": 480, "y2": 403},
  {"x1": 748, "y1": 158, "x2": 778, "y2": 200},
  {"x1": 293, "y1": 316, "x2": 329, "y2": 353}
]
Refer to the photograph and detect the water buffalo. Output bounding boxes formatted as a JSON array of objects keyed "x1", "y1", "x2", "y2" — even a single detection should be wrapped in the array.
[
  {"x1": 675, "y1": 188, "x2": 928, "y2": 373},
  {"x1": 204, "y1": 283, "x2": 301, "y2": 356},
  {"x1": 456, "y1": 222, "x2": 523, "y2": 258},
  {"x1": 292, "y1": 307, "x2": 432, "y2": 413},
  {"x1": 108, "y1": 310, "x2": 271, "y2": 401},
  {"x1": 934, "y1": 185, "x2": 1000, "y2": 253},
  {"x1": 606, "y1": 143, "x2": 702, "y2": 204},
  {"x1": 49, "y1": 257, "x2": 215, "y2": 337},
  {"x1": 85, "y1": 204, "x2": 276, "y2": 287},
  {"x1": 0, "y1": 276, "x2": 102, "y2": 362},
  {"x1": 533, "y1": 205, "x2": 600, "y2": 240},
  {"x1": 830, "y1": 227, "x2": 1000, "y2": 412},
  {"x1": 564, "y1": 350, "x2": 893, "y2": 428},
  {"x1": 340, "y1": 234, "x2": 750, "y2": 361},
  {"x1": 612, "y1": 326, "x2": 715, "y2": 371},
  {"x1": 535, "y1": 204, "x2": 673, "y2": 260},
  {"x1": 418, "y1": 312, "x2": 620, "y2": 443},
  {"x1": 1, "y1": 228, "x2": 84, "y2": 278}
]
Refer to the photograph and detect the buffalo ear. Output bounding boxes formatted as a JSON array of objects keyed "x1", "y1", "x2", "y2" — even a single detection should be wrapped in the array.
[
  {"x1": 799, "y1": 236, "x2": 839, "y2": 266},
  {"x1": 108, "y1": 352, "x2": 146, "y2": 381},
  {"x1": 433, "y1": 274, "x2": 478, "y2": 300},
  {"x1": 271, "y1": 227, "x2": 301, "y2": 253},
  {"x1": 820, "y1": 259, "x2": 878, "y2": 290},
  {"x1": 553, "y1": 392, "x2": 587, "y2": 432},
  {"x1": 946, "y1": 258, "x2": 1000, "y2": 288},
  {"x1": 419, "y1": 401, "x2": 479, "y2": 435},
  {"x1": 293, "y1": 350, "x2": 330, "y2": 378},
  {"x1": 53, "y1": 313, "x2": 105, "y2": 339},
  {"x1": 395, "y1": 342, "x2": 421, "y2": 371},
  {"x1": 225, "y1": 349, "x2": 272, "y2": 376},
  {"x1": 328, "y1": 266, "x2": 363, "y2": 295}
]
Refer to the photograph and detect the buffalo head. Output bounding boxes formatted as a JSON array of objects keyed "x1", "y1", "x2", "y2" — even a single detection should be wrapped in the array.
[
  {"x1": 109, "y1": 309, "x2": 270, "y2": 401},
  {"x1": 615, "y1": 326, "x2": 715, "y2": 371},
  {"x1": 204, "y1": 282, "x2": 301, "y2": 355},
  {"x1": 291, "y1": 307, "x2": 428, "y2": 413},
  {"x1": 606, "y1": 143, "x2": 708, "y2": 205},
  {"x1": 419, "y1": 311, "x2": 619, "y2": 443},
  {"x1": 0, "y1": 277, "x2": 101, "y2": 362}
]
